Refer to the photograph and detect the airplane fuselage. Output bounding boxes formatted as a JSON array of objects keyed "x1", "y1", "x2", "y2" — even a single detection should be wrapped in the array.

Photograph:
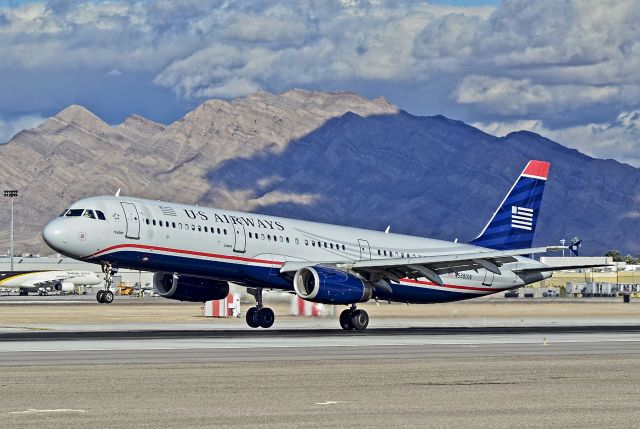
[{"x1": 43, "y1": 196, "x2": 550, "y2": 304}]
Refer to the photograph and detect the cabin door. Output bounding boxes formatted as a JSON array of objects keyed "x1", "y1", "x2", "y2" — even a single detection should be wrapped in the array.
[
  {"x1": 120, "y1": 202, "x2": 140, "y2": 239},
  {"x1": 232, "y1": 222, "x2": 246, "y2": 253}
]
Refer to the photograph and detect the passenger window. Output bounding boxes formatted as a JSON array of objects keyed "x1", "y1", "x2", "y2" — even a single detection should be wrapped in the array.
[
  {"x1": 305, "y1": 239, "x2": 308, "y2": 246},
  {"x1": 342, "y1": 245, "x2": 346, "y2": 251},
  {"x1": 377, "y1": 249, "x2": 380, "y2": 255},
  {"x1": 198, "y1": 225, "x2": 202, "y2": 232},
  {"x1": 223, "y1": 229, "x2": 227, "y2": 235},
  {"x1": 249, "y1": 232, "x2": 252, "y2": 238},
  {"x1": 172, "y1": 222, "x2": 176, "y2": 228},
  {"x1": 217, "y1": 228, "x2": 221, "y2": 234},
  {"x1": 295, "y1": 238, "x2": 299, "y2": 245},
  {"x1": 261, "y1": 234, "x2": 265, "y2": 240},
  {"x1": 204, "y1": 226, "x2": 208, "y2": 233},
  {"x1": 286, "y1": 237, "x2": 290, "y2": 243},
  {"x1": 159, "y1": 220, "x2": 163, "y2": 227},
  {"x1": 96, "y1": 211, "x2": 106, "y2": 220},
  {"x1": 178, "y1": 223, "x2": 182, "y2": 230},
  {"x1": 152, "y1": 220, "x2": 156, "y2": 226},
  {"x1": 267, "y1": 235, "x2": 271, "y2": 241},
  {"x1": 146, "y1": 219, "x2": 150, "y2": 225},
  {"x1": 191, "y1": 225, "x2": 196, "y2": 231},
  {"x1": 312, "y1": 241, "x2": 316, "y2": 247}
]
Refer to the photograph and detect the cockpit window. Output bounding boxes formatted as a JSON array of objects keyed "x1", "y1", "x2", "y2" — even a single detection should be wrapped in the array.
[
  {"x1": 96, "y1": 210, "x2": 106, "y2": 220},
  {"x1": 65, "y1": 209, "x2": 84, "y2": 217},
  {"x1": 83, "y1": 210, "x2": 96, "y2": 219},
  {"x1": 59, "y1": 209, "x2": 69, "y2": 217}
]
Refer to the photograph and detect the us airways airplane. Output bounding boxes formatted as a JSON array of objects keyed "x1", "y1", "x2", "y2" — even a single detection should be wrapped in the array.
[
  {"x1": 0, "y1": 270, "x2": 101, "y2": 296},
  {"x1": 42, "y1": 160, "x2": 598, "y2": 330}
]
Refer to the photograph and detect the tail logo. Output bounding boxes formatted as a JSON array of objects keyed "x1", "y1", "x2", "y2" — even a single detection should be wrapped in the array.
[{"x1": 511, "y1": 206, "x2": 533, "y2": 231}]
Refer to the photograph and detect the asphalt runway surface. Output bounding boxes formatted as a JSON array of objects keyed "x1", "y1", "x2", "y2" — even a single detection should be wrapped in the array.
[{"x1": 1, "y1": 324, "x2": 640, "y2": 428}]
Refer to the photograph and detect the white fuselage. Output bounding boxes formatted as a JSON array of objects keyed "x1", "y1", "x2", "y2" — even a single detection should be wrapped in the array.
[
  {"x1": 43, "y1": 196, "x2": 550, "y2": 303},
  {"x1": 0, "y1": 270, "x2": 102, "y2": 291}
]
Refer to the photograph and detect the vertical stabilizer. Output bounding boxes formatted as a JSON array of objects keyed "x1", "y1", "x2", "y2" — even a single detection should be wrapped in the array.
[{"x1": 470, "y1": 160, "x2": 550, "y2": 250}]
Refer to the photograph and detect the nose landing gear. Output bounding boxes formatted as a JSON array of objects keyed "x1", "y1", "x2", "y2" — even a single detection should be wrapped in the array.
[
  {"x1": 339, "y1": 305, "x2": 369, "y2": 331},
  {"x1": 245, "y1": 288, "x2": 275, "y2": 328},
  {"x1": 96, "y1": 263, "x2": 116, "y2": 304}
]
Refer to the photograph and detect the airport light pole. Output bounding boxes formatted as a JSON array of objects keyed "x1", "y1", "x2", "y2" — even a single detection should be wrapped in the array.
[{"x1": 3, "y1": 190, "x2": 18, "y2": 271}]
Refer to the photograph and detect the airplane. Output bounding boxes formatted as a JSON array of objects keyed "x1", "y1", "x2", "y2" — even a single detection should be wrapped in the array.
[
  {"x1": 42, "y1": 160, "x2": 604, "y2": 330},
  {"x1": 0, "y1": 270, "x2": 102, "y2": 296}
]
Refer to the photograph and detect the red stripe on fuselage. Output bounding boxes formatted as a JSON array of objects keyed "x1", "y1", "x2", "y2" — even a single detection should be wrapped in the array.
[
  {"x1": 400, "y1": 278, "x2": 506, "y2": 292},
  {"x1": 86, "y1": 244, "x2": 507, "y2": 293},
  {"x1": 84, "y1": 243, "x2": 284, "y2": 265}
]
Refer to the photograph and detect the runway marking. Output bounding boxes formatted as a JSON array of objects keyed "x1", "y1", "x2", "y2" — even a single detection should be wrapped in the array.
[
  {"x1": 315, "y1": 401, "x2": 342, "y2": 405},
  {"x1": 9, "y1": 408, "x2": 87, "y2": 415}
]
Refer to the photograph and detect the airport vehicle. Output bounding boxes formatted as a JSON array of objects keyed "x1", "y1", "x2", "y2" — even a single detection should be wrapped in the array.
[
  {"x1": 0, "y1": 270, "x2": 102, "y2": 296},
  {"x1": 42, "y1": 160, "x2": 604, "y2": 330},
  {"x1": 504, "y1": 290, "x2": 519, "y2": 298}
]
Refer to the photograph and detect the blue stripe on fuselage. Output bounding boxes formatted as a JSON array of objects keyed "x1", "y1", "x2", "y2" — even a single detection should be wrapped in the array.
[{"x1": 87, "y1": 250, "x2": 488, "y2": 304}]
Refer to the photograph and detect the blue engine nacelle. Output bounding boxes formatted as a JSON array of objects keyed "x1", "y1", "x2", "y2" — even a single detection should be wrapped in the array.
[
  {"x1": 153, "y1": 273, "x2": 229, "y2": 302},
  {"x1": 293, "y1": 266, "x2": 372, "y2": 304}
]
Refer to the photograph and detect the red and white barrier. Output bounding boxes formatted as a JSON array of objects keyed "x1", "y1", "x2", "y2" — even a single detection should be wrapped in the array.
[
  {"x1": 290, "y1": 296, "x2": 326, "y2": 316},
  {"x1": 203, "y1": 293, "x2": 240, "y2": 318}
]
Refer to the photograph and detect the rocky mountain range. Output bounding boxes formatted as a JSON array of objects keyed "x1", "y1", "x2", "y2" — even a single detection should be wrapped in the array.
[{"x1": 0, "y1": 89, "x2": 638, "y2": 256}]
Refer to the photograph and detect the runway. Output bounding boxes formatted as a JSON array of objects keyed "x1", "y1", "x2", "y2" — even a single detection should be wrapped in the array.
[
  {"x1": 2, "y1": 324, "x2": 640, "y2": 428},
  {"x1": 2, "y1": 325, "x2": 640, "y2": 366}
]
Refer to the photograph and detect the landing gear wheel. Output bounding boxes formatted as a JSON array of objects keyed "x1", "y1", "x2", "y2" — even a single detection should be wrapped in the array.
[
  {"x1": 257, "y1": 307, "x2": 275, "y2": 328},
  {"x1": 339, "y1": 309, "x2": 353, "y2": 330},
  {"x1": 96, "y1": 290, "x2": 105, "y2": 303},
  {"x1": 103, "y1": 290, "x2": 114, "y2": 304},
  {"x1": 350, "y1": 309, "x2": 369, "y2": 331},
  {"x1": 246, "y1": 307, "x2": 260, "y2": 328}
]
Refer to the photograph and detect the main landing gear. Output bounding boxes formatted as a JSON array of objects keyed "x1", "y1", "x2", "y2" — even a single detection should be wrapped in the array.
[
  {"x1": 96, "y1": 262, "x2": 116, "y2": 304},
  {"x1": 339, "y1": 305, "x2": 369, "y2": 331},
  {"x1": 245, "y1": 288, "x2": 275, "y2": 329}
]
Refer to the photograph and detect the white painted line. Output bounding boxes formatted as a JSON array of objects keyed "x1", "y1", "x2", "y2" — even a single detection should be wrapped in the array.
[
  {"x1": 315, "y1": 401, "x2": 342, "y2": 405},
  {"x1": 9, "y1": 409, "x2": 87, "y2": 415}
]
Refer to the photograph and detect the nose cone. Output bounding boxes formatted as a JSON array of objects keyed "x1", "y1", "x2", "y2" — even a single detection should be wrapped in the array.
[{"x1": 43, "y1": 218, "x2": 68, "y2": 254}]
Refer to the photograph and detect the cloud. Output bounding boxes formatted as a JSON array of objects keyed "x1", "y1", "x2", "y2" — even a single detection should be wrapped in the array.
[
  {"x1": 0, "y1": 0, "x2": 639, "y2": 165},
  {"x1": 474, "y1": 110, "x2": 640, "y2": 167},
  {"x1": 0, "y1": 114, "x2": 46, "y2": 144}
]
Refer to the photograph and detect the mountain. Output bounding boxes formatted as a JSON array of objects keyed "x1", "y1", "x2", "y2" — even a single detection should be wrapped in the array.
[{"x1": 0, "y1": 89, "x2": 637, "y2": 256}]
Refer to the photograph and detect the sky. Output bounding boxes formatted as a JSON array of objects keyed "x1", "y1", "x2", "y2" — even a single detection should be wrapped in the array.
[{"x1": 1, "y1": 0, "x2": 639, "y2": 166}]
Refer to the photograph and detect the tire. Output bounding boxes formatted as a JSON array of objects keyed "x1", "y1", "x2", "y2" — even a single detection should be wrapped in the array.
[
  {"x1": 257, "y1": 307, "x2": 275, "y2": 328},
  {"x1": 103, "y1": 290, "x2": 114, "y2": 304},
  {"x1": 246, "y1": 307, "x2": 260, "y2": 328},
  {"x1": 350, "y1": 309, "x2": 369, "y2": 331},
  {"x1": 339, "y1": 309, "x2": 353, "y2": 330},
  {"x1": 96, "y1": 290, "x2": 105, "y2": 303}
]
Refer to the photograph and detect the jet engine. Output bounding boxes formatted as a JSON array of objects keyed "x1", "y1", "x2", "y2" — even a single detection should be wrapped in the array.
[
  {"x1": 293, "y1": 266, "x2": 372, "y2": 304},
  {"x1": 153, "y1": 273, "x2": 229, "y2": 302},
  {"x1": 54, "y1": 281, "x2": 75, "y2": 293}
]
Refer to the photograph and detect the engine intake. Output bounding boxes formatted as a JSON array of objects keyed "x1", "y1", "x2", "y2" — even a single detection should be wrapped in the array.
[
  {"x1": 293, "y1": 266, "x2": 372, "y2": 304},
  {"x1": 153, "y1": 273, "x2": 229, "y2": 302}
]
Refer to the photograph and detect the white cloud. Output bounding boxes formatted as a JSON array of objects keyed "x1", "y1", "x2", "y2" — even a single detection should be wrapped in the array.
[
  {"x1": 0, "y1": 114, "x2": 46, "y2": 144},
  {"x1": 474, "y1": 110, "x2": 640, "y2": 167},
  {"x1": 0, "y1": 0, "x2": 640, "y2": 165}
]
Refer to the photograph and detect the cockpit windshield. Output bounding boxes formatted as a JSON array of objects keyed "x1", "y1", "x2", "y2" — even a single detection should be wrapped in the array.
[{"x1": 63, "y1": 208, "x2": 107, "y2": 220}]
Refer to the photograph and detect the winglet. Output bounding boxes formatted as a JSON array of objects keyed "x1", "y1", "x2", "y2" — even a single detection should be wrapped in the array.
[{"x1": 115, "y1": 188, "x2": 121, "y2": 197}]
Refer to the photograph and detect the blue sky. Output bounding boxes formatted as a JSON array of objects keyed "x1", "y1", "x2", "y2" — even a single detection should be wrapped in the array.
[{"x1": 1, "y1": 0, "x2": 639, "y2": 166}]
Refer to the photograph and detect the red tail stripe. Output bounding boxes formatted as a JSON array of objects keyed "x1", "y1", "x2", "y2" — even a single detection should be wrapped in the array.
[{"x1": 523, "y1": 160, "x2": 550, "y2": 179}]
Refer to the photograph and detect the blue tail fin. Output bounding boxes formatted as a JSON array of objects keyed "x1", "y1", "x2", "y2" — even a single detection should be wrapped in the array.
[{"x1": 470, "y1": 160, "x2": 550, "y2": 250}]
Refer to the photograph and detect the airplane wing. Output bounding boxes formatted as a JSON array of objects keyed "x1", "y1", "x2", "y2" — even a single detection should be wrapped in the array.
[
  {"x1": 513, "y1": 263, "x2": 611, "y2": 273},
  {"x1": 280, "y1": 246, "x2": 558, "y2": 286}
]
